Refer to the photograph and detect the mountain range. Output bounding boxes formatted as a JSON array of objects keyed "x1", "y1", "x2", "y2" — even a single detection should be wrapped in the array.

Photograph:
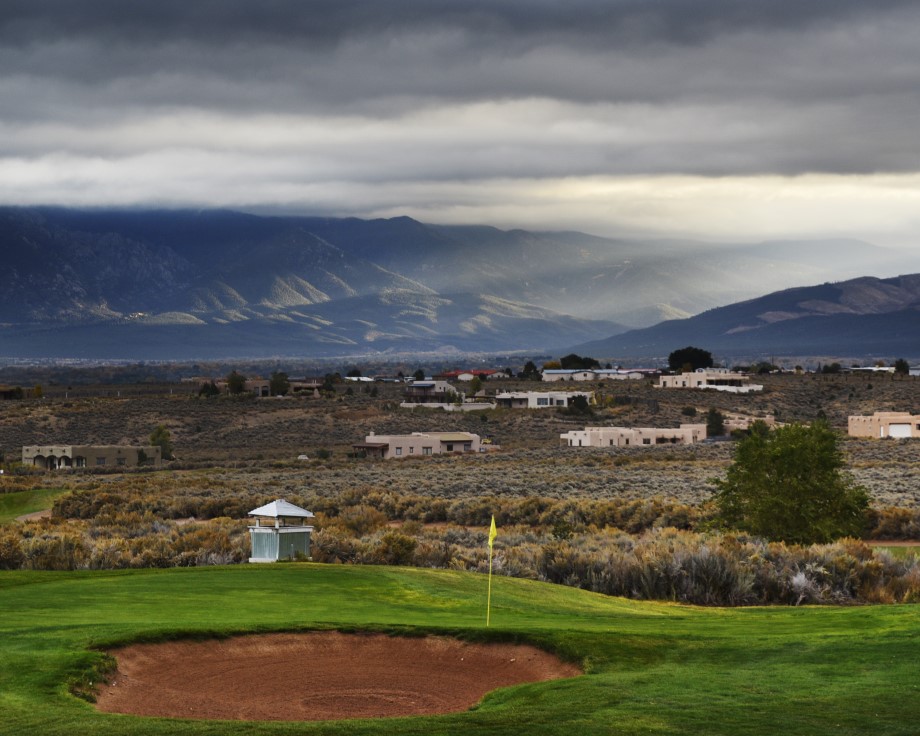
[
  {"x1": 573, "y1": 274, "x2": 920, "y2": 362},
  {"x1": 1, "y1": 206, "x2": 918, "y2": 360}
]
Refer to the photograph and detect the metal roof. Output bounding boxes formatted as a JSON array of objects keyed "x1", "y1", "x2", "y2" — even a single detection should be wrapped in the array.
[
  {"x1": 248, "y1": 499, "x2": 315, "y2": 518},
  {"x1": 433, "y1": 433, "x2": 477, "y2": 442}
]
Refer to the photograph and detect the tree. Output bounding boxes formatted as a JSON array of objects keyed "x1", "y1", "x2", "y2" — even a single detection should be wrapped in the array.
[
  {"x1": 346, "y1": 367, "x2": 362, "y2": 378},
  {"x1": 714, "y1": 421, "x2": 869, "y2": 545},
  {"x1": 198, "y1": 380, "x2": 220, "y2": 398},
  {"x1": 468, "y1": 376, "x2": 483, "y2": 396},
  {"x1": 269, "y1": 371, "x2": 290, "y2": 396},
  {"x1": 226, "y1": 370, "x2": 246, "y2": 394},
  {"x1": 668, "y1": 346, "x2": 713, "y2": 373},
  {"x1": 518, "y1": 361, "x2": 542, "y2": 381},
  {"x1": 560, "y1": 353, "x2": 600, "y2": 370},
  {"x1": 894, "y1": 358, "x2": 910, "y2": 375},
  {"x1": 564, "y1": 394, "x2": 594, "y2": 416},
  {"x1": 149, "y1": 425, "x2": 174, "y2": 460},
  {"x1": 706, "y1": 408, "x2": 725, "y2": 437},
  {"x1": 321, "y1": 373, "x2": 340, "y2": 393},
  {"x1": 413, "y1": 369, "x2": 426, "y2": 381}
]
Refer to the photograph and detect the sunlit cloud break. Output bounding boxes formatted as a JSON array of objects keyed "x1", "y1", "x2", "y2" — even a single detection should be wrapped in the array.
[{"x1": 1, "y1": 0, "x2": 919, "y2": 248}]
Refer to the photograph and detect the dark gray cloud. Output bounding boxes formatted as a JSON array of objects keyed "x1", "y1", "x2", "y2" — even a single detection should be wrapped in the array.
[{"x1": 1, "y1": 1, "x2": 919, "y2": 245}]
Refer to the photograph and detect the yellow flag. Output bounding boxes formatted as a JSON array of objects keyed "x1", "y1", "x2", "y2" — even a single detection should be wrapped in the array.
[{"x1": 488, "y1": 515, "x2": 497, "y2": 549}]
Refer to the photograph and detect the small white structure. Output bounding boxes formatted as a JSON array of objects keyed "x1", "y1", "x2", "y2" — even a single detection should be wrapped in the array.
[
  {"x1": 561, "y1": 424, "x2": 706, "y2": 447},
  {"x1": 542, "y1": 369, "x2": 646, "y2": 382},
  {"x1": 656, "y1": 368, "x2": 763, "y2": 393},
  {"x1": 494, "y1": 390, "x2": 594, "y2": 409},
  {"x1": 248, "y1": 499, "x2": 315, "y2": 563},
  {"x1": 353, "y1": 431, "x2": 482, "y2": 459},
  {"x1": 848, "y1": 412, "x2": 920, "y2": 439}
]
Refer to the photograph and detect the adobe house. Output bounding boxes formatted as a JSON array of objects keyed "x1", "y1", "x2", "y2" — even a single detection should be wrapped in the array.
[
  {"x1": 493, "y1": 390, "x2": 594, "y2": 409},
  {"x1": 656, "y1": 368, "x2": 763, "y2": 393},
  {"x1": 248, "y1": 499, "x2": 315, "y2": 562},
  {"x1": 848, "y1": 411, "x2": 920, "y2": 439},
  {"x1": 22, "y1": 445, "x2": 162, "y2": 469},
  {"x1": 560, "y1": 424, "x2": 707, "y2": 447},
  {"x1": 401, "y1": 380, "x2": 459, "y2": 406},
  {"x1": 353, "y1": 431, "x2": 481, "y2": 459}
]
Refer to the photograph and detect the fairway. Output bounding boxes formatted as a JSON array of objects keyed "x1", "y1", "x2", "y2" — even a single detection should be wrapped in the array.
[
  {"x1": 0, "y1": 487, "x2": 67, "y2": 524},
  {"x1": 1, "y1": 564, "x2": 918, "y2": 735}
]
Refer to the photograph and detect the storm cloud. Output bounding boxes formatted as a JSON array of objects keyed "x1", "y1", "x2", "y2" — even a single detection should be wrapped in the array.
[{"x1": 2, "y1": 1, "x2": 919, "y2": 245}]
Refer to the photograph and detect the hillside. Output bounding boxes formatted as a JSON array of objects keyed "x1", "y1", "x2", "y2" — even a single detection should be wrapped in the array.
[
  {"x1": 573, "y1": 274, "x2": 920, "y2": 361},
  {"x1": 2, "y1": 207, "x2": 918, "y2": 359}
]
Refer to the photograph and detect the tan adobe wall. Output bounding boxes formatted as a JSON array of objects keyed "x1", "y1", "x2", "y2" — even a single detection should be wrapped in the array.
[
  {"x1": 848, "y1": 412, "x2": 920, "y2": 438},
  {"x1": 22, "y1": 445, "x2": 163, "y2": 469},
  {"x1": 363, "y1": 432, "x2": 481, "y2": 459}
]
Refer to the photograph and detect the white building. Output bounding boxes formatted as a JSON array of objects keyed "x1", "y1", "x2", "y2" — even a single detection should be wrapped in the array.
[
  {"x1": 353, "y1": 431, "x2": 482, "y2": 459},
  {"x1": 561, "y1": 424, "x2": 706, "y2": 447},
  {"x1": 848, "y1": 412, "x2": 920, "y2": 439},
  {"x1": 542, "y1": 369, "x2": 645, "y2": 382},
  {"x1": 494, "y1": 390, "x2": 594, "y2": 409},
  {"x1": 657, "y1": 368, "x2": 763, "y2": 393},
  {"x1": 248, "y1": 499, "x2": 314, "y2": 563}
]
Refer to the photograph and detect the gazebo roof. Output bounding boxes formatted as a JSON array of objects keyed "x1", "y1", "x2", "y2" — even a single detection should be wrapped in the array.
[{"x1": 248, "y1": 499, "x2": 315, "y2": 519}]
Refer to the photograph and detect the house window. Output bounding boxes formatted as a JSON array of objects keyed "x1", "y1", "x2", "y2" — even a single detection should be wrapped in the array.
[
  {"x1": 395, "y1": 447, "x2": 402, "y2": 456},
  {"x1": 537, "y1": 398, "x2": 549, "y2": 406},
  {"x1": 446, "y1": 443, "x2": 454, "y2": 452},
  {"x1": 463, "y1": 443, "x2": 471, "y2": 451},
  {"x1": 642, "y1": 439, "x2": 651, "y2": 445},
  {"x1": 556, "y1": 400, "x2": 565, "y2": 406},
  {"x1": 96, "y1": 457, "x2": 107, "y2": 466},
  {"x1": 409, "y1": 447, "x2": 415, "y2": 454},
  {"x1": 423, "y1": 447, "x2": 432, "y2": 455},
  {"x1": 117, "y1": 457, "x2": 126, "y2": 466}
]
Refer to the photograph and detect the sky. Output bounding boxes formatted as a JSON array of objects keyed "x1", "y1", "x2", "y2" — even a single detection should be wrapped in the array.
[{"x1": 2, "y1": 0, "x2": 920, "y2": 247}]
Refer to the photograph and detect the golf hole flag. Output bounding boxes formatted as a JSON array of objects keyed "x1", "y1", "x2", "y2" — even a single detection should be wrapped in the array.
[{"x1": 486, "y1": 515, "x2": 497, "y2": 626}]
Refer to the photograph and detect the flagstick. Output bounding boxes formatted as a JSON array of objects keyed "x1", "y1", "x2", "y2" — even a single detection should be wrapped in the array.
[{"x1": 486, "y1": 543, "x2": 494, "y2": 627}]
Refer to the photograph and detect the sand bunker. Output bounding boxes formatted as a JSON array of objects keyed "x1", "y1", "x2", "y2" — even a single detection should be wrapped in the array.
[{"x1": 95, "y1": 631, "x2": 581, "y2": 721}]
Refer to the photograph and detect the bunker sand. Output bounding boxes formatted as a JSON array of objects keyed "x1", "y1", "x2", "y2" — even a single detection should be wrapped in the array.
[{"x1": 96, "y1": 632, "x2": 581, "y2": 721}]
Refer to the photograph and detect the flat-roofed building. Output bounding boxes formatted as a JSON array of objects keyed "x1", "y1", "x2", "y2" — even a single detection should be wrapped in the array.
[
  {"x1": 657, "y1": 368, "x2": 763, "y2": 393},
  {"x1": 22, "y1": 445, "x2": 162, "y2": 470},
  {"x1": 848, "y1": 411, "x2": 920, "y2": 439},
  {"x1": 494, "y1": 390, "x2": 594, "y2": 409},
  {"x1": 353, "y1": 431, "x2": 481, "y2": 459},
  {"x1": 561, "y1": 424, "x2": 706, "y2": 447}
]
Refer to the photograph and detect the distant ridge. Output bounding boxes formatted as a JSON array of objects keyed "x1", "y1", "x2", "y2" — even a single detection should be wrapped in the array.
[
  {"x1": 1, "y1": 206, "x2": 918, "y2": 359},
  {"x1": 571, "y1": 274, "x2": 920, "y2": 361}
]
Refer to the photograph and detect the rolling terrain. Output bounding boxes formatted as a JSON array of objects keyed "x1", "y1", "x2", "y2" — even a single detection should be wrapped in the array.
[{"x1": 0, "y1": 564, "x2": 917, "y2": 735}]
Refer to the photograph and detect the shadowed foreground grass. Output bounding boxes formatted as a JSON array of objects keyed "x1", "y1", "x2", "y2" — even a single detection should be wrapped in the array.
[{"x1": 0, "y1": 563, "x2": 918, "y2": 735}]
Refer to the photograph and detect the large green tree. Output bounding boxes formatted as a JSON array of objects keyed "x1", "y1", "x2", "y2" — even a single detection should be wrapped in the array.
[
  {"x1": 714, "y1": 421, "x2": 868, "y2": 545},
  {"x1": 668, "y1": 346, "x2": 713, "y2": 372},
  {"x1": 560, "y1": 353, "x2": 601, "y2": 370},
  {"x1": 149, "y1": 425, "x2": 174, "y2": 460},
  {"x1": 226, "y1": 370, "x2": 246, "y2": 394},
  {"x1": 269, "y1": 371, "x2": 290, "y2": 396}
]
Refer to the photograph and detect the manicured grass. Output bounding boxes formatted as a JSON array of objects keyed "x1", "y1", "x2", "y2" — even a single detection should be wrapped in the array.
[
  {"x1": 0, "y1": 487, "x2": 67, "y2": 524},
  {"x1": 874, "y1": 544, "x2": 920, "y2": 559},
  {"x1": 0, "y1": 564, "x2": 918, "y2": 735}
]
